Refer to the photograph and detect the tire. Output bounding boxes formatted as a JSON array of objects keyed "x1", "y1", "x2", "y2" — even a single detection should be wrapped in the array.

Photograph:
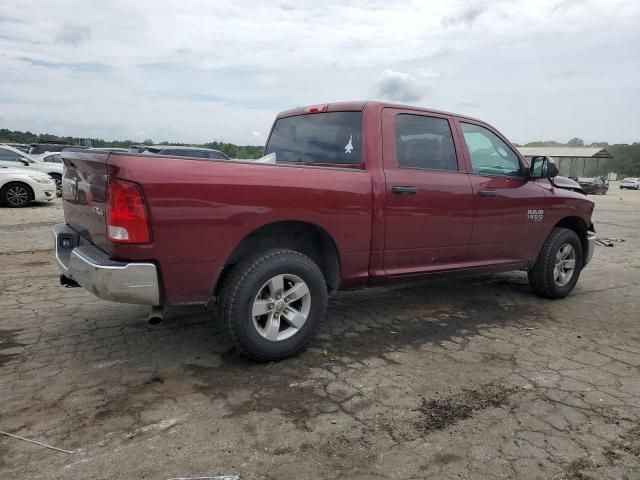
[
  {"x1": 49, "y1": 174, "x2": 62, "y2": 197},
  {"x1": 528, "y1": 227, "x2": 583, "y2": 299},
  {"x1": 219, "y1": 248, "x2": 328, "y2": 362},
  {"x1": 0, "y1": 182, "x2": 33, "y2": 208}
]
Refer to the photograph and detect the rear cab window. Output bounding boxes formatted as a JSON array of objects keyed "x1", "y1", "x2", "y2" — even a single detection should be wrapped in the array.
[
  {"x1": 395, "y1": 114, "x2": 458, "y2": 171},
  {"x1": 264, "y1": 111, "x2": 362, "y2": 166}
]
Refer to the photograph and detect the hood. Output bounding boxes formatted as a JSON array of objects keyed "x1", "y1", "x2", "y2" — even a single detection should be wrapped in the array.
[
  {"x1": 0, "y1": 166, "x2": 50, "y2": 179},
  {"x1": 550, "y1": 176, "x2": 585, "y2": 194}
]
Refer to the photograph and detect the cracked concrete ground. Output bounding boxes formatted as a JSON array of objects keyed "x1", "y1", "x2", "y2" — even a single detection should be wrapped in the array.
[{"x1": 1, "y1": 188, "x2": 639, "y2": 480}]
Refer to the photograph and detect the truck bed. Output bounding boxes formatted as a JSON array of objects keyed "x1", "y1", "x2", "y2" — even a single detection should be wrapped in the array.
[{"x1": 60, "y1": 151, "x2": 373, "y2": 304}]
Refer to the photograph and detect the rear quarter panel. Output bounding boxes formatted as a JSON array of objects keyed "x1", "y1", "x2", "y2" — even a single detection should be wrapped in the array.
[{"x1": 107, "y1": 155, "x2": 373, "y2": 304}]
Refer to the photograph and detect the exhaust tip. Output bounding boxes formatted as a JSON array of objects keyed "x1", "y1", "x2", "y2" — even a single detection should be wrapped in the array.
[{"x1": 148, "y1": 306, "x2": 164, "y2": 325}]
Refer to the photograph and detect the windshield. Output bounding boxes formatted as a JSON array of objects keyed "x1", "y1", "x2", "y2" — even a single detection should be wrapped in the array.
[{"x1": 264, "y1": 112, "x2": 362, "y2": 165}]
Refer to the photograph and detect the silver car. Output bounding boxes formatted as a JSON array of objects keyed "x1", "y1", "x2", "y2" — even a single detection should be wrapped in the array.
[{"x1": 620, "y1": 178, "x2": 640, "y2": 190}]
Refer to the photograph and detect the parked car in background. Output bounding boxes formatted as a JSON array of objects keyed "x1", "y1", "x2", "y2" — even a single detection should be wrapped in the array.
[
  {"x1": 54, "y1": 101, "x2": 597, "y2": 362},
  {"x1": 30, "y1": 152, "x2": 63, "y2": 164},
  {"x1": 28, "y1": 143, "x2": 86, "y2": 155},
  {"x1": 577, "y1": 177, "x2": 608, "y2": 195},
  {"x1": 0, "y1": 144, "x2": 64, "y2": 196},
  {"x1": 620, "y1": 177, "x2": 640, "y2": 190},
  {"x1": 0, "y1": 166, "x2": 56, "y2": 207},
  {"x1": 140, "y1": 145, "x2": 230, "y2": 160},
  {"x1": 5, "y1": 143, "x2": 30, "y2": 153},
  {"x1": 128, "y1": 145, "x2": 148, "y2": 153},
  {"x1": 91, "y1": 148, "x2": 129, "y2": 153}
]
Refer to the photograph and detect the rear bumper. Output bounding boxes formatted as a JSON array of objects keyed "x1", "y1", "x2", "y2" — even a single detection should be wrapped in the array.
[
  {"x1": 53, "y1": 224, "x2": 160, "y2": 305},
  {"x1": 584, "y1": 231, "x2": 597, "y2": 267}
]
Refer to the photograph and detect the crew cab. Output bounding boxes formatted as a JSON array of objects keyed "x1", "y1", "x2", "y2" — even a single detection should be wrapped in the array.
[{"x1": 53, "y1": 102, "x2": 597, "y2": 361}]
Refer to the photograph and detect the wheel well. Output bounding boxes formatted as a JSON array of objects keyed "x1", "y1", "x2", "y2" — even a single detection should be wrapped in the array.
[
  {"x1": 214, "y1": 221, "x2": 341, "y2": 296},
  {"x1": 554, "y1": 216, "x2": 588, "y2": 262}
]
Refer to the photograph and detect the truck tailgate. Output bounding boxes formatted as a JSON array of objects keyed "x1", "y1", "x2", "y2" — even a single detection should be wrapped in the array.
[{"x1": 61, "y1": 150, "x2": 111, "y2": 253}]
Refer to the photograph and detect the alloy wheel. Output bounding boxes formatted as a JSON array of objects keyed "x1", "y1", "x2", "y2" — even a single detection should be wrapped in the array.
[
  {"x1": 6, "y1": 185, "x2": 29, "y2": 207},
  {"x1": 553, "y1": 244, "x2": 576, "y2": 287},
  {"x1": 251, "y1": 273, "x2": 311, "y2": 341}
]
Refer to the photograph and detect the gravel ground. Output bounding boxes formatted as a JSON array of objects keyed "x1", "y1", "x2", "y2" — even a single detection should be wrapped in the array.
[{"x1": 1, "y1": 187, "x2": 639, "y2": 480}]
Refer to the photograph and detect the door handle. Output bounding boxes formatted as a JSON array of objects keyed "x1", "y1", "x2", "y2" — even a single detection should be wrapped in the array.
[
  {"x1": 478, "y1": 189, "x2": 497, "y2": 197},
  {"x1": 392, "y1": 186, "x2": 417, "y2": 195}
]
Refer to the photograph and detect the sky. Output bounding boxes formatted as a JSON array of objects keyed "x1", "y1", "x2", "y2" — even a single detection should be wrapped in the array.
[{"x1": 1, "y1": 0, "x2": 639, "y2": 145}]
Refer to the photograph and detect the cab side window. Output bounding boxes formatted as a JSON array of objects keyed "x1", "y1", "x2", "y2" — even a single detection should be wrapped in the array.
[
  {"x1": 461, "y1": 123, "x2": 522, "y2": 177},
  {"x1": 395, "y1": 114, "x2": 458, "y2": 171}
]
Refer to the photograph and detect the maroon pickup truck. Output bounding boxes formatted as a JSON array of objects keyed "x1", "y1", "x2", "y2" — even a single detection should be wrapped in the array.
[{"x1": 54, "y1": 101, "x2": 596, "y2": 361}]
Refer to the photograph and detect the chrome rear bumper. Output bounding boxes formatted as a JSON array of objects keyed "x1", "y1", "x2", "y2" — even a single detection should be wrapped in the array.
[{"x1": 53, "y1": 224, "x2": 160, "y2": 305}]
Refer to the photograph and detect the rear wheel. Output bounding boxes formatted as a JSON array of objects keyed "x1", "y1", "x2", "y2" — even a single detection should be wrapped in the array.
[
  {"x1": 0, "y1": 182, "x2": 32, "y2": 208},
  {"x1": 219, "y1": 249, "x2": 328, "y2": 362},
  {"x1": 528, "y1": 227, "x2": 583, "y2": 299}
]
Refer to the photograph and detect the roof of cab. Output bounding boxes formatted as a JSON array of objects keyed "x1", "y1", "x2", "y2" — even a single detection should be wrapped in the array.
[{"x1": 276, "y1": 101, "x2": 484, "y2": 123}]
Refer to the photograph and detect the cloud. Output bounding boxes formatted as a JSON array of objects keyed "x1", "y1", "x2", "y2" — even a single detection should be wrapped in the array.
[
  {"x1": 19, "y1": 57, "x2": 109, "y2": 73},
  {"x1": 551, "y1": 0, "x2": 589, "y2": 12},
  {"x1": 369, "y1": 70, "x2": 430, "y2": 103},
  {"x1": 442, "y1": 4, "x2": 487, "y2": 26},
  {"x1": 0, "y1": 0, "x2": 638, "y2": 144},
  {"x1": 55, "y1": 24, "x2": 91, "y2": 46}
]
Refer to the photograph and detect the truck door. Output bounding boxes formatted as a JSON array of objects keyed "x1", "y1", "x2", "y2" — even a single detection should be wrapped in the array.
[
  {"x1": 382, "y1": 108, "x2": 474, "y2": 275},
  {"x1": 454, "y1": 119, "x2": 548, "y2": 264}
]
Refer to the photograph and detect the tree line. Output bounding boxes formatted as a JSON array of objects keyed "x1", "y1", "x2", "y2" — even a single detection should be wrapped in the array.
[
  {"x1": 0, "y1": 129, "x2": 264, "y2": 159},
  {"x1": 513, "y1": 137, "x2": 640, "y2": 177},
  {"x1": 2, "y1": 129, "x2": 639, "y2": 174}
]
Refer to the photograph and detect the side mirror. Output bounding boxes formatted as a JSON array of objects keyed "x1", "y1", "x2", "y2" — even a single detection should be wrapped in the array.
[
  {"x1": 528, "y1": 156, "x2": 558, "y2": 179},
  {"x1": 20, "y1": 159, "x2": 30, "y2": 166}
]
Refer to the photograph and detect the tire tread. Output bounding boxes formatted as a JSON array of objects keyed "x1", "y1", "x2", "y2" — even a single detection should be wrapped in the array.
[
  {"x1": 528, "y1": 227, "x2": 582, "y2": 299},
  {"x1": 219, "y1": 248, "x2": 326, "y2": 362}
]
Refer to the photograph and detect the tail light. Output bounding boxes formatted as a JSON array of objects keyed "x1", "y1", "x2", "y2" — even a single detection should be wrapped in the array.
[{"x1": 106, "y1": 178, "x2": 151, "y2": 243}]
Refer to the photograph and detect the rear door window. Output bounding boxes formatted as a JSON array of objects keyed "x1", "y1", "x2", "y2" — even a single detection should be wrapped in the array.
[
  {"x1": 395, "y1": 114, "x2": 458, "y2": 171},
  {"x1": 265, "y1": 112, "x2": 362, "y2": 165}
]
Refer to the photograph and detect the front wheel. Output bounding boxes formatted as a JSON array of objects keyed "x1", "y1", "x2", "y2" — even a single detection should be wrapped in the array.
[
  {"x1": 528, "y1": 227, "x2": 583, "y2": 299},
  {"x1": 50, "y1": 174, "x2": 62, "y2": 197},
  {"x1": 0, "y1": 182, "x2": 32, "y2": 208},
  {"x1": 219, "y1": 249, "x2": 328, "y2": 362}
]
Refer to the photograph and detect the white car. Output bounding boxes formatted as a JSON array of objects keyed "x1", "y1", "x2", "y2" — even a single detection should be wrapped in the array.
[
  {"x1": 0, "y1": 144, "x2": 64, "y2": 195},
  {"x1": 619, "y1": 177, "x2": 640, "y2": 190},
  {"x1": 30, "y1": 152, "x2": 63, "y2": 164},
  {"x1": 0, "y1": 166, "x2": 56, "y2": 207}
]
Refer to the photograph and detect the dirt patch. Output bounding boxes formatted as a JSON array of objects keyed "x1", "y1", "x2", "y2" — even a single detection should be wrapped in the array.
[
  {"x1": 417, "y1": 383, "x2": 519, "y2": 433},
  {"x1": 563, "y1": 457, "x2": 598, "y2": 479},
  {"x1": 618, "y1": 424, "x2": 640, "y2": 456},
  {"x1": 606, "y1": 423, "x2": 640, "y2": 460},
  {"x1": 0, "y1": 329, "x2": 24, "y2": 367}
]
